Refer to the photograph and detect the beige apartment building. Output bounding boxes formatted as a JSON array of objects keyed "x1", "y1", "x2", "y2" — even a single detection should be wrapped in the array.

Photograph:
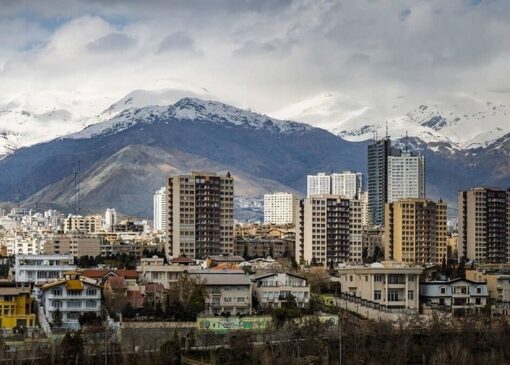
[
  {"x1": 44, "y1": 233, "x2": 102, "y2": 257},
  {"x1": 458, "y1": 187, "x2": 510, "y2": 264},
  {"x1": 64, "y1": 215, "x2": 102, "y2": 234},
  {"x1": 295, "y1": 195, "x2": 350, "y2": 267},
  {"x1": 337, "y1": 261, "x2": 423, "y2": 310},
  {"x1": 165, "y1": 172, "x2": 234, "y2": 260},
  {"x1": 384, "y1": 199, "x2": 447, "y2": 265},
  {"x1": 466, "y1": 267, "x2": 510, "y2": 314},
  {"x1": 295, "y1": 195, "x2": 364, "y2": 266}
]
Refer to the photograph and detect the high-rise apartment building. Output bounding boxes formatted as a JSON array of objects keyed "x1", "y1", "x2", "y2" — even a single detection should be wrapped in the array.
[
  {"x1": 153, "y1": 186, "x2": 166, "y2": 232},
  {"x1": 307, "y1": 173, "x2": 331, "y2": 197},
  {"x1": 384, "y1": 199, "x2": 447, "y2": 265},
  {"x1": 104, "y1": 208, "x2": 117, "y2": 232},
  {"x1": 367, "y1": 137, "x2": 391, "y2": 226},
  {"x1": 331, "y1": 171, "x2": 363, "y2": 200},
  {"x1": 295, "y1": 195, "x2": 363, "y2": 266},
  {"x1": 368, "y1": 137, "x2": 426, "y2": 226},
  {"x1": 458, "y1": 187, "x2": 510, "y2": 264},
  {"x1": 349, "y1": 199, "x2": 364, "y2": 263},
  {"x1": 263, "y1": 192, "x2": 297, "y2": 225},
  {"x1": 165, "y1": 172, "x2": 234, "y2": 260},
  {"x1": 387, "y1": 152, "x2": 425, "y2": 203}
]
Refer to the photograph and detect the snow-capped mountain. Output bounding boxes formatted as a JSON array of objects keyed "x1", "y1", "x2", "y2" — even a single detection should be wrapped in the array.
[
  {"x1": 68, "y1": 97, "x2": 312, "y2": 140},
  {"x1": 272, "y1": 92, "x2": 510, "y2": 150},
  {"x1": 0, "y1": 90, "x2": 111, "y2": 155},
  {"x1": 0, "y1": 87, "x2": 210, "y2": 157}
]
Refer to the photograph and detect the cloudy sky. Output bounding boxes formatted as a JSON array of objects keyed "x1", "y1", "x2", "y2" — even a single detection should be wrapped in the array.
[{"x1": 0, "y1": 0, "x2": 509, "y2": 115}]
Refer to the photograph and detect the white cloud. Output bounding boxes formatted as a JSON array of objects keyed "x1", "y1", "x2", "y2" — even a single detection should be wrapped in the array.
[{"x1": 0, "y1": 0, "x2": 508, "y2": 116}]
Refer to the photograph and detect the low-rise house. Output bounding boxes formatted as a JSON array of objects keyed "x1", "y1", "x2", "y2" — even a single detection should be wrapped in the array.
[
  {"x1": 251, "y1": 272, "x2": 310, "y2": 309},
  {"x1": 80, "y1": 269, "x2": 138, "y2": 287},
  {"x1": 191, "y1": 270, "x2": 252, "y2": 316},
  {"x1": 420, "y1": 277, "x2": 488, "y2": 315},
  {"x1": 14, "y1": 254, "x2": 76, "y2": 284},
  {"x1": 336, "y1": 262, "x2": 423, "y2": 311},
  {"x1": 136, "y1": 256, "x2": 202, "y2": 289},
  {"x1": 39, "y1": 272, "x2": 102, "y2": 329},
  {"x1": 0, "y1": 283, "x2": 37, "y2": 330}
]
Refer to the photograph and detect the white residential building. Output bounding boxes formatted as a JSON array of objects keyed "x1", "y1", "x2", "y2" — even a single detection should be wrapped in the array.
[
  {"x1": 153, "y1": 186, "x2": 166, "y2": 232},
  {"x1": 14, "y1": 254, "x2": 77, "y2": 284},
  {"x1": 4, "y1": 233, "x2": 45, "y2": 256},
  {"x1": 387, "y1": 152, "x2": 425, "y2": 203},
  {"x1": 420, "y1": 278, "x2": 488, "y2": 315},
  {"x1": 307, "y1": 173, "x2": 331, "y2": 197},
  {"x1": 104, "y1": 208, "x2": 117, "y2": 231},
  {"x1": 263, "y1": 192, "x2": 297, "y2": 225},
  {"x1": 39, "y1": 272, "x2": 102, "y2": 330},
  {"x1": 251, "y1": 272, "x2": 310, "y2": 309},
  {"x1": 331, "y1": 171, "x2": 363, "y2": 199}
]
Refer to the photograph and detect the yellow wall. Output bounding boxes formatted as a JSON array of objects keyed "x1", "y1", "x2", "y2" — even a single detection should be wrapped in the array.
[{"x1": 0, "y1": 293, "x2": 36, "y2": 329}]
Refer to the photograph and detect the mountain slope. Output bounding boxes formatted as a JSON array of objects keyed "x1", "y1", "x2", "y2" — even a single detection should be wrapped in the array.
[{"x1": 25, "y1": 144, "x2": 297, "y2": 217}]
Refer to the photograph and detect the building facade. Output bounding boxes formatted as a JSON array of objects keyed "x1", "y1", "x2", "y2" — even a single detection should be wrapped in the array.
[
  {"x1": 337, "y1": 262, "x2": 423, "y2": 311},
  {"x1": 153, "y1": 186, "x2": 166, "y2": 232},
  {"x1": 44, "y1": 233, "x2": 102, "y2": 257},
  {"x1": 39, "y1": 272, "x2": 102, "y2": 329},
  {"x1": 420, "y1": 278, "x2": 488, "y2": 315},
  {"x1": 191, "y1": 270, "x2": 252, "y2": 315},
  {"x1": 251, "y1": 272, "x2": 310, "y2": 309},
  {"x1": 0, "y1": 286, "x2": 36, "y2": 329},
  {"x1": 331, "y1": 171, "x2": 363, "y2": 200},
  {"x1": 64, "y1": 215, "x2": 102, "y2": 234},
  {"x1": 263, "y1": 192, "x2": 297, "y2": 225},
  {"x1": 14, "y1": 254, "x2": 76, "y2": 284},
  {"x1": 458, "y1": 187, "x2": 510, "y2": 263},
  {"x1": 367, "y1": 137, "x2": 391, "y2": 226},
  {"x1": 387, "y1": 152, "x2": 425, "y2": 203},
  {"x1": 295, "y1": 195, "x2": 351, "y2": 267},
  {"x1": 165, "y1": 172, "x2": 234, "y2": 260},
  {"x1": 384, "y1": 199, "x2": 447, "y2": 265},
  {"x1": 307, "y1": 173, "x2": 331, "y2": 197}
]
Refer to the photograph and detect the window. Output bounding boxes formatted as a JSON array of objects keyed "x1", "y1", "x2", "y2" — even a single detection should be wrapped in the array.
[
  {"x1": 67, "y1": 300, "x2": 81, "y2": 308},
  {"x1": 374, "y1": 275, "x2": 382, "y2": 282},
  {"x1": 349, "y1": 275, "x2": 353, "y2": 282},
  {"x1": 475, "y1": 298, "x2": 481, "y2": 305},
  {"x1": 408, "y1": 290, "x2": 414, "y2": 300},
  {"x1": 52, "y1": 300, "x2": 62, "y2": 308},
  {"x1": 52, "y1": 288, "x2": 63, "y2": 296},
  {"x1": 374, "y1": 290, "x2": 381, "y2": 301},
  {"x1": 408, "y1": 275, "x2": 414, "y2": 282},
  {"x1": 388, "y1": 290, "x2": 399, "y2": 302},
  {"x1": 440, "y1": 287, "x2": 446, "y2": 295},
  {"x1": 237, "y1": 297, "x2": 245, "y2": 303},
  {"x1": 86, "y1": 289, "x2": 97, "y2": 296},
  {"x1": 476, "y1": 287, "x2": 482, "y2": 294},
  {"x1": 86, "y1": 300, "x2": 96, "y2": 308}
]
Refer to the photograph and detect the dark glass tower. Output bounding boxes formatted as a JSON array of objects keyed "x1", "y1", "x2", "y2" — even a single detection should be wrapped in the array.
[{"x1": 367, "y1": 137, "x2": 391, "y2": 226}]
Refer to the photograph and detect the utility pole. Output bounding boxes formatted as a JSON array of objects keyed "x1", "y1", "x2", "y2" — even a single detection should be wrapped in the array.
[{"x1": 338, "y1": 317, "x2": 342, "y2": 365}]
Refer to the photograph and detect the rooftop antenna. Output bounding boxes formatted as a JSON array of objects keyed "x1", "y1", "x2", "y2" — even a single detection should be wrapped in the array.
[
  {"x1": 385, "y1": 121, "x2": 389, "y2": 139},
  {"x1": 405, "y1": 131, "x2": 409, "y2": 153}
]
